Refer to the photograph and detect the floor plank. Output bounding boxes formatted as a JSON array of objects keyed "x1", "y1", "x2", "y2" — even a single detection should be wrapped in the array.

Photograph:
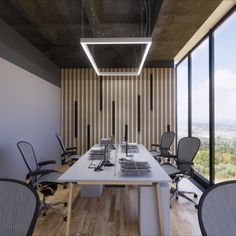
[{"x1": 33, "y1": 168, "x2": 202, "y2": 236}]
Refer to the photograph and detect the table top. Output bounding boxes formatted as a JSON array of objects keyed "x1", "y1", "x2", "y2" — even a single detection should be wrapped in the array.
[{"x1": 59, "y1": 144, "x2": 171, "y2": 185}]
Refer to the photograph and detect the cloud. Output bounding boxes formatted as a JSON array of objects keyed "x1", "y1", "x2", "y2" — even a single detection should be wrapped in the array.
[
  {"x1": 214, "y1": 69, "x2": 236, "y2": 122},
  {"x1": 178, "y1": 68, "x2": 236, "y2": 123}
]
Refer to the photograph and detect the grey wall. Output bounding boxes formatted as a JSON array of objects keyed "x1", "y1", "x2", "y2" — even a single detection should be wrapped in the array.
[
  {"x1": 0, "y1": 19, "x2": 60, "y2": 87},
  {"x1": 0, "y1": 57, "x2": 61, "y2": 180}
]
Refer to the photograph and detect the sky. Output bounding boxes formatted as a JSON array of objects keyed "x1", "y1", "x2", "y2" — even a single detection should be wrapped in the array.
[{"x1": 177, "y1": 10, "x2": 236, "y2": 125}]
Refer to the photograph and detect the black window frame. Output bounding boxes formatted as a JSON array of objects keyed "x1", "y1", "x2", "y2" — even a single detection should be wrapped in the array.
[{"x1": 175, "y1": 6, "x2": 236, "y2": 189}]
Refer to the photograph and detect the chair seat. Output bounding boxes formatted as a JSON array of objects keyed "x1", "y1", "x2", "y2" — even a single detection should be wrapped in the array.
[
  {"x1": 161, "y1": 163, "x2": 182, "y2": 177},
  {"x1": 34, "y1": 171, "x2": 63, "y2": 186},
  {"x1": 149, "y1": 150, "x2": 161, "y2": 158},
  {"x1": 67, "y1": 154, "x2": 80, "y2": 161}
]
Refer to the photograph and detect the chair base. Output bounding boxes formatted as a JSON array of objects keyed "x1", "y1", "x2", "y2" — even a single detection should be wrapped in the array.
[
  {"x1": 170, "y1": 187, "x2": 198, "y2": 208},
  {"x1": 40, "y1": 199, "x2": 67, "y2": 221}
]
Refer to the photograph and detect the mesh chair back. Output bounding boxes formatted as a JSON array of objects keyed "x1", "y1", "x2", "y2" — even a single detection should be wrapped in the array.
[
  {"x1": 160, "y1": 132, "x2": 175, "y2": 154},
  {"x1": 198, "y1": 180, "x2": 236, "y2": 236},
  {"x1": 0, "y1": 178, "x2": 39, "y2": 236},
  {"x1": 55, "y1": 134, "x2": 66, "y2": 152},
  {"x1": 17, "y1": 141, "x2": 38, "y2": 174},
  {"x1": 177, "y1": 137, "x2": 200, "y2": 173}
]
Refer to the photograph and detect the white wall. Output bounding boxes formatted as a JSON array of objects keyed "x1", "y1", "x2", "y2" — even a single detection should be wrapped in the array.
[{"x1": 0, "y1": 57, "x2": 61, "y2": 180}]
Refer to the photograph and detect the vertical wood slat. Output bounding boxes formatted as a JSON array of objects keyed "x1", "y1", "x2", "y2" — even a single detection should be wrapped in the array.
[
  {"x1": 100, "y1": 76, "x2": 103, "y2": 111},
  {"x1": 68, "y1": 69, "x2": 73, "y2": 146},
  {"x1": 61, "y1": 69, "x2": 65, "y2": 139},
  {"x1": 72, "y1": 70, "x2": 77, "y2": 146},
  {"x1": 81, "y1": 69, "x2": 85, "y2": 151},
  {"x1": 61, "y1": 68, "x2": 176, "y2": 154},
  {"x1": 78, "y1": 69, "x2": 82, "y2": 152}
]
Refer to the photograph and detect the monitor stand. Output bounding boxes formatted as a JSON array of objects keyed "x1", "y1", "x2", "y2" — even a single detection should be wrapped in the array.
[
  {"x1": 126, "y1": 141, "x2": 133, "y2": 157},
  {"x1": 103, "y1": 160, "x2": 115, "y2": 167},
  {"x1": 103, "y1": 145, "x2": 114, "y2": 167}
]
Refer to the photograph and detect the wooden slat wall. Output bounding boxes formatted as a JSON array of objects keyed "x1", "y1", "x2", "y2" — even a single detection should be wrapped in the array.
[{"x1": 61, "y1": 68, "x2": 176, "y2": 154}]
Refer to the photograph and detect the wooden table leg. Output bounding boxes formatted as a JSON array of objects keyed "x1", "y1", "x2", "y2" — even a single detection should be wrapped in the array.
[
  {"x1": 156, "y1": 183, "x2": 164, "y2": 236},
  {"x1": 66, "y1": 182, "x2": 75, "y2": 236}
]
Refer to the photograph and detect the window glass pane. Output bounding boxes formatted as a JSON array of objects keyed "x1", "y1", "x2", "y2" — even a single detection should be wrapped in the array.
[
  {"x1": 177, "y1": 58, "x2": 188, "y2": 140},
  {"x1": 214, "y1": 11, "x2": 236, "y2": 182},
  {"x1": 192, "y1": 39, "x2": 209, "y2": 180}
]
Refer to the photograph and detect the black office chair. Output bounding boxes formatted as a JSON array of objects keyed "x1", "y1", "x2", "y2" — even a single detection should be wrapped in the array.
[
  {"x1": 0, "y1": 178, "x2": 39, "y2": 236},
  {"x1": 198, "y1": 180, "x2": 236, "y2": 236},
  {"x1": 161, "y1": 137, "x2": 200, "y2": 208},
  {"x1": 17, "y1": 141, "x2": 67, "y2": 221},
  {"x1": 150, "y1": 131, "x2": 175, "y2": 163},
  {"x1": 55, "y1": 133, "x2": 79, "y2": 165}
]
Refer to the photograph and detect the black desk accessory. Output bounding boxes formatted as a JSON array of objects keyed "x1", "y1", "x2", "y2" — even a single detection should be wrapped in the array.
[{"x1": 94, "y1": 161, "x2": 104, "y2": 171}]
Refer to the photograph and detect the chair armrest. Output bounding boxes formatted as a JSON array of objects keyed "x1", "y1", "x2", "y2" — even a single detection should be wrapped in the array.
[
  {"x1": 31, "y1": 169, "x2": 54, "y2": 176},
  {"x1": 61, "y1": 151, "x2": 74, "y2": 157},
  {"x1": 28, "y1": 169, "x2": 54, "y2": 178},
  {"x1": 66, "y1": 155, "x2": 80, "y2": 163},
  {"x1": 70, "y1": 156, "x2": 79, "y2": 160},
  {"x1": 38, "y1": 160, "x2": 56, "y2": 166},
  {"x1": 160, "y1": 147, "x2": 170, "y2": 151},
  {"x1": 150, "y1": 144, "x2": 161, "y2": 147},
  {"x1": 178, "y1": 161, "x2": 194, "y2": 165},
  {"x1": 161, "y1": 154, "x2": 177, "y2": 159},
  {"x1": 66, "y1": 147, "x2": 77, "y2": 151}
]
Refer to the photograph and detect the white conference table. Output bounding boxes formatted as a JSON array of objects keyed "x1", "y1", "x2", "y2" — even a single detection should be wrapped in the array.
[{"x1": 59, "y1": 144, "x2": 171, "y2": 236}]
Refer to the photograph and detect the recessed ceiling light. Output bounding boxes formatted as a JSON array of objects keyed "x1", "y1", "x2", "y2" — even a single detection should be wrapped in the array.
[{"x1": 80, "y1": 37, "x2": 152, "y2": 76}]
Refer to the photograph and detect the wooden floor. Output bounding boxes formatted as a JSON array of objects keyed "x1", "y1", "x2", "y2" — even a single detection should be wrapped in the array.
[{"x1": 33, "y1": 174, "x2": 202, "y2": 236}]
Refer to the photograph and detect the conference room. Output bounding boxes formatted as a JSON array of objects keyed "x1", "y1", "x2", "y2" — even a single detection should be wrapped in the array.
[{"x1": 0, "y1": 1, "x2": 236, "y2": 235}]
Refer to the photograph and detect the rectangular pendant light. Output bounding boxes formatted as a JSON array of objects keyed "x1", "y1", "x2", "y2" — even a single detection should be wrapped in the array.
[{"x1": 80, "y1": 37, "x2": 152, "y2": 76}]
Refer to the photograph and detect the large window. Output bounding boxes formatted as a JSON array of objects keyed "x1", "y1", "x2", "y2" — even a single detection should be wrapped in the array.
[
  {"x1": 192, "y1": 39, "x2": 210, "y2": 180},
  {"x1": 214, "y1": 11, "x2": 236, "y2": 182},
  {"x1": 176, "y1": 8, "x2": 236, "y2": 186},
  {"x1": 177, "y1": 58, "x2": 188, "y2": 140}
]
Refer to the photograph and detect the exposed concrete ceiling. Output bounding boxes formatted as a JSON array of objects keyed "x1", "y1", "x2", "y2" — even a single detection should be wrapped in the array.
[
  {"x1": 0, "y1": 0, "x2": 223, "y2": 68},
  {"x1": 149, "y1": 0, "x2": 223, "y2": 61}
]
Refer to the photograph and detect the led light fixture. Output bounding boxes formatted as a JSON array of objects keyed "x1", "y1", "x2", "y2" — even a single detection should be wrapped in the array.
[{"x1": 80, "y1": 37, "x2": 152, "y2": 76}]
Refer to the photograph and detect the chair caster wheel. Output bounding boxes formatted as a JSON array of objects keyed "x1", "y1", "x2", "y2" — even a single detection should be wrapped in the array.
[
  {"x1": 194, "y1": 194, "x2": 198, "y2": 198},
  {"x1": 43, "y1": 212, "x2": 46, "y2": 216},
  {"x1": 64, "y1": 202, "x2": 68, "y2": 207},
  {"x1": 175, "y1": 196, "x2": 178, "y2": 200},
  {"x1": 195, "y1": 204, "x2": 198, "y2": 209},
  {"x1": 63, "y1": 216, "x2": 67, "y2": 222}
]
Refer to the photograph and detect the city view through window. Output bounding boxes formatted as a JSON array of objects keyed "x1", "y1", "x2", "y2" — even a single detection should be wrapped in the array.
[
  {"x1": 214, "y1": 11, "x2": 236, "y2": 182},
  {"x1": 177, "y1": 11, "x2": 236, "y2": 183}
]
